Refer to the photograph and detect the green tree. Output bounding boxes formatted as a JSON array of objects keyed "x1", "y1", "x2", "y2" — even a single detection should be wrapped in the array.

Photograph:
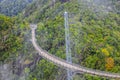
[{"x1": 0, "y1": 14, "x2": 22, "y2": 61}]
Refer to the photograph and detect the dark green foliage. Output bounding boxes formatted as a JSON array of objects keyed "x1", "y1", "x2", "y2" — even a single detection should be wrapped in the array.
[
  {"x1": 0, "y1": 0, "x2": 35, "y2": 16},
  {"x1": 27, "y1": 59, "x2": 59, "y2": 80}
]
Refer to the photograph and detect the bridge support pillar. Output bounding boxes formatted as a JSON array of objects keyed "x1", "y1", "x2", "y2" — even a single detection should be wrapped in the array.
[{"x1": 64, "y1": 11, "x2": 73, "y2": 80}]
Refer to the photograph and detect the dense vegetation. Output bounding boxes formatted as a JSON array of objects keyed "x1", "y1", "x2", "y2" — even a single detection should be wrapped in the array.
[
  {"x1": 0, "y1": 14, "x2": 22, "y2": 61},
  {"x1": 0, "y1": 0, "x2": 35, "y2": 16},
  {"x1": 0, "y1": 0, "x2": 120, "y2": 80}
]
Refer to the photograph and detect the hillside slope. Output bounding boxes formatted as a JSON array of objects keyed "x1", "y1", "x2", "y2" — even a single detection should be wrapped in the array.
[
  {"x1": 1, "y1": 0, "x2": 120, "y2": 80},
  {"x1": 18, "y1": 0, "x2": 120, "y2": 80},
  {"x1": 0, "y1": 0, "x2": 36, "y2": 16}
]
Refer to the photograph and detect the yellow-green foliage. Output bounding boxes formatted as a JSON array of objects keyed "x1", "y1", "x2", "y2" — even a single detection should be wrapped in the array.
[{"x1": 102, "y1": 48, "x2": 110, "y2": 56}]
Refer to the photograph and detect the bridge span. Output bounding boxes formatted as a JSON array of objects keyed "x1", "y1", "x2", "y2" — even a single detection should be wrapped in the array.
[{"x1": 30, "y1": 24, "x2": 120, "y2": 79}]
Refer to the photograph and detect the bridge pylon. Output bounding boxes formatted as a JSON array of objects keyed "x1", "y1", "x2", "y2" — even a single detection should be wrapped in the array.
[{"x1": 64, "y1": 11, "x2": 73, "y2": 80}]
